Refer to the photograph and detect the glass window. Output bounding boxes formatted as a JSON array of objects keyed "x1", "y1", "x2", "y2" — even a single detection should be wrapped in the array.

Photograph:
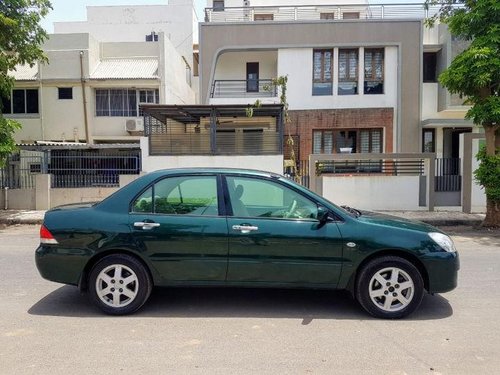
[
  {"x1": 320, "y1": 12, "x2": 335, "y2": 20},
  {"x1": 226, "y1": 176, "x2": 318, "y2": 220},
  {"x1": 96, "y1": 89, "x2": 158, "y2": 117},
  {"x1": 12, "y1": 89, "x2": 26, "y2": 113},
  {"x1": 313, "y1": 130, "x2": 333, "y2": 154},
  {"x1": 423, "y1": 52, "x2": 437, "y2": 83},
  {"x1": 336, "y1": 130, "x2": 357, "y2": 153},
  {"x1": 254, "y1": 14, "x2": 274, "y2": 21},
  {"x1": 1, "y1": 89, "x2": 38, "y2": 115},
  {"x1": 364, "y1": 48, "x2": 384, "y2": 94},
  {"x1": 58, "y1": 87, "x2": 73, "y2": 100},
  {"x1": 132, "y1": 187, "x2": 153, "y2": 213},
  {"x1": 1, "y1": 94, "x2": 11, "y2": 114},
  {"x1": 313, "y1": 49, "x2": 333, "y2": 96},
  {"x1": 153, "y1": 176, "x2": 218, "y2": 216},
  {"x1": 338, "y1": 49, "x2": 358, "y2": 95},
  {"x1": 26, "y1": 89, "x2": 39, "y2": 113},
  {"x1": 139, "y1": 89, "x2": 159, "y2": 115},
  {"x1": 422, "y1": 129, "x2": 435, "y2": 152},
  {"x1": 343, "y1": 12, "x2": 360, "y2": 19},
  {"x1": 314, "y1": 129, "x2": 382, "y2": 154}
]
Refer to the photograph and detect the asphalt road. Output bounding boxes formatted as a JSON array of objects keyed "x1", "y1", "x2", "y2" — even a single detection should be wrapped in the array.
[{"x1": 0, "y1": 225, "x2": 499, "y2": 375}]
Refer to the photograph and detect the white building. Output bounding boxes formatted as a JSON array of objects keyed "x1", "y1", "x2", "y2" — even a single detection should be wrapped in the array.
[
  {"x1": 199, "y1": 0, "x2": 478, "y2": 208},
  {"x1": 54, "y1": 0, "x2": 198, "y2": 78}
]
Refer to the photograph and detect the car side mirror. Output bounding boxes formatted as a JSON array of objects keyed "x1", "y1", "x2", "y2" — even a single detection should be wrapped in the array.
[{"x1": 317, "y1": 206, "x2": 329, "y2": 223}]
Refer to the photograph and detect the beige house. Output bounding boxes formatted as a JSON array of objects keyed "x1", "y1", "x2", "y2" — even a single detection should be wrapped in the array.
[{"x1": 6, "y1": 31, "x2": 194, "y2": 145}]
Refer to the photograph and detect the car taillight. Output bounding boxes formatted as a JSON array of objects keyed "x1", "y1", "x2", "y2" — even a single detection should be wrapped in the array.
[{"x1": 40, "y1": 225, "x2": 59, "y2": 245}]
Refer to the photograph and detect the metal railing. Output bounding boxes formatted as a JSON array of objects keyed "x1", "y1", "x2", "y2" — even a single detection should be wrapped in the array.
[
  {"x1": 49, "y1": 153, "x2": 141, "y2": 188},
  {"x1": 284, "y1": 159, "x2": 310, "y2": 188},
  {"x1": 316, "y1": 159, "x2": 425, "y2": 176},
  {"x1": 435, "y1": 158, "x2": 461, "y2": 192},
  {"x1": 0, "y1": 154, "x2": 43, "y2": 189},
  {"x1": 205, "y1": 3, "x2": 450, "y2": 23},
  {"x1": 211, "y1": 80, "x2": 277, "y2": 98}
]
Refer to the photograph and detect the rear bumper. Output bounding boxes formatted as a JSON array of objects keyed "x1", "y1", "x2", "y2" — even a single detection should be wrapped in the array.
[
  {"x1": 423, "y1": 251, "x2": 460, "y2": 293},
  {"x1": 35, "y1": 245, "x2": 89, "y2": 286}
]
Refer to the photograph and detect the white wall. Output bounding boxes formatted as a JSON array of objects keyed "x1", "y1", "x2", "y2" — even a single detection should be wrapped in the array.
[
  {"x1": 141, "y1": 137, "x2": 283, "y2": 174},
  {"x1": 423, "y1": 26, "x2": 440, "y2": 45},
  {"x1": 54, "y1": 3, "x2": 195, "y2": 70},
  {"x1": 161, "y1": 35, "x2": 196, "y2": 105},
  {"x1": 277, "y1": 46, "x2": 398, "y2": 110},
  {"x1": 214, "y1": 51, "x2": 278, "y2": 81},
  {"x1": 50, "y1": 187, "x2": 118, "y2": 208},
  {"x1": 322, "y1": 175, "x2": 423, "y2": 210},
  {"x1": 422, "y1": 83, "x2": 438, "y2": 119}
]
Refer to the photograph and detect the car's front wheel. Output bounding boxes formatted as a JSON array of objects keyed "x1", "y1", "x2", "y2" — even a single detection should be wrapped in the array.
[
  {"x1": 88, "y1": 254, "x2": 152, "y2": 315},
  {"x1": 356, "y1": 256, "x2": 424, "y2": 319}
]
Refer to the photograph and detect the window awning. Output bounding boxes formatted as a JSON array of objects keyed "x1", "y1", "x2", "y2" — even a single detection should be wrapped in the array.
[{"x1": 9, "y1": 64, "x2": 38, "y2": 81}]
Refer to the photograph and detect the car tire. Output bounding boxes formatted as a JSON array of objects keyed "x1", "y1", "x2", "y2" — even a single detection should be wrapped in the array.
[
  {"x1": 88, "y1": 254, "x2": 152, "y2": 315},
  {"x1": 356, "y1": 256, "x2": 424, "y2": 319}
]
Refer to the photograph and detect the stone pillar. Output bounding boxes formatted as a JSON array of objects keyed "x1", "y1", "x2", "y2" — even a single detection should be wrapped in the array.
[{"x1": 35, "y1": 174, "x2": 51, "y2": 210}]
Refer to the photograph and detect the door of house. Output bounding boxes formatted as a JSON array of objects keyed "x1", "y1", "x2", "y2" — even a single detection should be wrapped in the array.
[
  {"x1": 435, "y1": 128, "x2": 472, "y2": 206},
  {"x1": 246, "y1": 62, "x2": 259, "y2": 93}
]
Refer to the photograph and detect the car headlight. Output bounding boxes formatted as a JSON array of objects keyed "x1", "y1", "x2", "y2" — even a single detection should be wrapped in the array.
[{"x1": 428, "y1": 232, "x2": 456, "y2": 253}]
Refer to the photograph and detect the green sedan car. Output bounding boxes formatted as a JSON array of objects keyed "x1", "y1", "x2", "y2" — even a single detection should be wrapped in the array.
[{"x1": 36, "y1": 168, "x2": 459, "y2": 318}]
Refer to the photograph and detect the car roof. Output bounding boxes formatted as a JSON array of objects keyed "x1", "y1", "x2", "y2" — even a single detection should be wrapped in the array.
[{"x1": 146, "y1": 168, "x2": 283, "y2": 179}]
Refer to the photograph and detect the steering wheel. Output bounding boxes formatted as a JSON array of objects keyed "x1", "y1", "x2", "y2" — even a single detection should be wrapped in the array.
[{"x1": 284, "y1": 199, "x2": 297, "y2": 218}]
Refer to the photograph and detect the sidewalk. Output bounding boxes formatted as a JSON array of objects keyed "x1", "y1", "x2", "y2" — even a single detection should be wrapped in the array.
[{"x1": 0, "y1": 209, "x2": 485, "y2": 227}]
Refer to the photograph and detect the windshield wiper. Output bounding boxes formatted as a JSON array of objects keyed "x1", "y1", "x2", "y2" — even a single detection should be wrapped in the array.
[{"x1": 341, "y1": 205, "x2": 361, "y2": 217}]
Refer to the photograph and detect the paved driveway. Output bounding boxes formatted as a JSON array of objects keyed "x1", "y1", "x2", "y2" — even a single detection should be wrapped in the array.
[{"x1": 0, "y1": 225, "x2": 499, "y2": 374}]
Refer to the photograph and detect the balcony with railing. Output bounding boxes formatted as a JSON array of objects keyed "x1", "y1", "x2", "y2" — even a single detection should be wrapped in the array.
[
  {"x1": 204, "y1": 3, "x2": 451, "y2": 23},
  {"x1": 210, "y1": 79, "x2": 277, "y2": 99}
]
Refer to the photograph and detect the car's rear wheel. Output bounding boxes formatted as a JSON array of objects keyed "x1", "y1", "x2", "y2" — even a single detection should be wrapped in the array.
[
  {"x1": 88, "y1": 254, "x2": 152, "y2": 315},
  {"x1": 356, "y1": 256, "x2": 424, "y2": 319}
]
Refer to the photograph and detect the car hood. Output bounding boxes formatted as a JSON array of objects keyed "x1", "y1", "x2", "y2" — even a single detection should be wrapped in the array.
[{"x1": 355, "y1": 210, "x2": 441, "y2": 233}]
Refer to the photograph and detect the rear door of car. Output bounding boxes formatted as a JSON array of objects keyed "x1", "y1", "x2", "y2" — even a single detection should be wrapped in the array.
[
  {"x1": 224, "y1": 174, "x2": 344, "y2": 286},
  {"x1": 129, "y1": 173, "x2": 229, "y2": 282}
]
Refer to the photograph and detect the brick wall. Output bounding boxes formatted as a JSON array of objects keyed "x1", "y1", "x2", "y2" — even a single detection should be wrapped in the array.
[{"x1": 284, "y1": 108, "x2": 394, "y2": 161}]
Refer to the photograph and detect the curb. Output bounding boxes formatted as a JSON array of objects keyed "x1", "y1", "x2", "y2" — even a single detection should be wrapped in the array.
[
  {"x1": 416, "y1": 218, "x2": 483, "y2": 227},
  {"x1": 0, "y1": 218, "x2": 43, "y2": 226}
]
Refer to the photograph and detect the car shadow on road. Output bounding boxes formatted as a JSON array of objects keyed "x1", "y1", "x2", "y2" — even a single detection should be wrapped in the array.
[{"x1": 28, "y1": 286, "x2": 453, "y2": 321}]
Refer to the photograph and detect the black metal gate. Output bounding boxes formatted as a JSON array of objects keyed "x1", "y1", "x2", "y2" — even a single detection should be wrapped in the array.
[{"x1": 435, "y1": 158, "x2": 461, "y2": 192}]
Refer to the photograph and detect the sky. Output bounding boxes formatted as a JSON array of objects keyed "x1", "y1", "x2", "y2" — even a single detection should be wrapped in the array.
[
  {"x1": 41, "y1": 0, "x2": 207, "y2": 32},
  {"x1": 40, "y1": 0, "x2": 415, "y2": 33}
]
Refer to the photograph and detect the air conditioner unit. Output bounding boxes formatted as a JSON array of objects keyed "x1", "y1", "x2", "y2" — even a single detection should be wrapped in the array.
[
  {"x1": 125, "y1": 118, "x2": 144, "y2": 132},
  {"x1": 243, "y1": 0, "x2": 250, "y2": 6}
]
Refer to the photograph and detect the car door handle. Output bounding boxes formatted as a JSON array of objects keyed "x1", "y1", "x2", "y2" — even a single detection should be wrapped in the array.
[
  {"x1": 134, "y1": 222, "x2": 160, "y2": 230},
  {"x1": 232, "y1": 225, "x2": 259, "y2": 234}
]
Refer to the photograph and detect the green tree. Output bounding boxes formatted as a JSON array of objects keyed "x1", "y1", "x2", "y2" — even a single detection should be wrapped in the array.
[
  {"x1": 0, "y1": 0, "x2": 52, "y2": 166},
  {"x1": 426, "y1": 0, "x2": 500, "y2": 227}
]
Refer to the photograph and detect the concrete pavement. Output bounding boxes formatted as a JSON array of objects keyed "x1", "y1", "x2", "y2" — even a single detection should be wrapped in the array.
[
  {"x1": 0, "y1": 208, "x2": 486, "y2": 227},
  {"x1": 0, "y1": 225, "x2": 499, "y2": 374}
]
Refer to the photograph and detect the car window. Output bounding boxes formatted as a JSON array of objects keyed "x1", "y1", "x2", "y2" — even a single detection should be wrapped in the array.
[
  {"x1": 131, "y1": 186, "x2": 153, "y2": 213},
  {"x1": 131, "y1": 176, "x2": 219, "y2": 216},
  {"x1": 226, "y1": 176, "x2": 318, "y2": 220}
]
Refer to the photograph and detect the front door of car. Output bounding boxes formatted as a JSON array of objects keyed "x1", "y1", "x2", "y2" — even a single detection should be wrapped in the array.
[
  {"x1": 129, "y1": 174, "x2": 228, "y2": 282},
  {"x1": 224, "y1": 175, "x2": 344, "y2": 286}
]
